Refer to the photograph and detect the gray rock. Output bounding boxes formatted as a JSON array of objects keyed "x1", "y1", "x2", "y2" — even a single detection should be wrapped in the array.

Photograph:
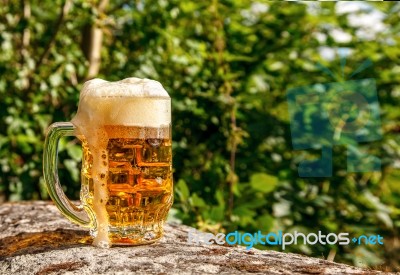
[{"x1": 0, "y1": 201, "x2": 383, "y2": 274}]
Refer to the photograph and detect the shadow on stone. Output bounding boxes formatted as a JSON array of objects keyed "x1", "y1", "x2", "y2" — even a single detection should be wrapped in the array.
[{"x1": 0, "y1": 229, "x2": 92, "y2": 258}]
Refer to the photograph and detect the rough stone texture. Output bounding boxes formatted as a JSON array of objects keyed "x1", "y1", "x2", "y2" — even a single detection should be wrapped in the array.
[{"x1": 0, "y1": 201, "x2": 385, "y2": 274}]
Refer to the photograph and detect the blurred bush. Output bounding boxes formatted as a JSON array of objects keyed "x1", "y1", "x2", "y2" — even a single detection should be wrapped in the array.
[{"x1": 0, "y1": 0, "x2": 399, "y2": 270}]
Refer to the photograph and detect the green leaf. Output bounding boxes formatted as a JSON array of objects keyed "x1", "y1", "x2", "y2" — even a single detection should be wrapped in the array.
[
  {"x1": 256, "y1": 214, "x2": 275, "y2": 231},
  {"x1": 64, "y1": 159, "x2": 79, "y2": 182},
  {"x1": 215, "y1": 189, "x2": 225, "y2": 207},
  {"x1": 250, "y1": 173, "x2": 278, "y2": 194},
  {"x1": 208, "y1": 206, "x2": 224, "y2": 221},
  {"x1": 190, "y1": 193, "x2": 206, "y2": 208},
  {"x1": 232, "y1": 206, "x2": 256, "y2": 227},
  {"x1": 66, "y1": 144, "x2": 82, "y2": 162},
  {"x1": 176, "y1": 179, "x2": 189, "y2": 201}
]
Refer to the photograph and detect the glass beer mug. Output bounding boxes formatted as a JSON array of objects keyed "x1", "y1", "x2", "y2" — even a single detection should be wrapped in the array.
[{"x1": 43, "y1": 78, "x2": 173, "y2": 248}]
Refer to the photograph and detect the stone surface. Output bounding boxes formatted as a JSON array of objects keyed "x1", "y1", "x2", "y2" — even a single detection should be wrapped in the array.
[{"x1": 0, "y1": 201, "x2": 385, "y2": 274}]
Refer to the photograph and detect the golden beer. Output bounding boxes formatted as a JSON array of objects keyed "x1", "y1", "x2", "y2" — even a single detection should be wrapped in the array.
[
  {"x1": 43, "y1": 77, "x2": 173, "y2": 247},
  {"x1": 80, "y1": 125, "x2": 173, "y2": 244}
]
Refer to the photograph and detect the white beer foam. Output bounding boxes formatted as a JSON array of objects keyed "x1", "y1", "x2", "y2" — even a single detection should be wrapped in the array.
[
  {"x1": 73, "y1": 77, "x2": 171, "y2": 128},
  {"x1": 81, "y1": 77, "x2": 170, "y2": 98}
]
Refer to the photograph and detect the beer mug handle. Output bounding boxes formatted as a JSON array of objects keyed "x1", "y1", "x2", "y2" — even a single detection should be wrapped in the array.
[{"x1": 43, "y1": 122, "x2": 94, "y2": 227}]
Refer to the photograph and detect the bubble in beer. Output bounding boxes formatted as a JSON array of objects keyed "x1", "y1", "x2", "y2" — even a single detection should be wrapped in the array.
[{"x1": 148, "y1": 139, "x2": 162, "y2": 147}]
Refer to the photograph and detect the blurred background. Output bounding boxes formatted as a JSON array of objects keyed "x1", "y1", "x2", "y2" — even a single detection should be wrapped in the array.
[{"x1": 0, "y1": 0, "x2": 399, "y2": 271}]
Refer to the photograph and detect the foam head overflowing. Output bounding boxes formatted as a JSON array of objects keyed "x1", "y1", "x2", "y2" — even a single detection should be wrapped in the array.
[{"x1": 72, "y1": 77, "x2": 171, "y2": 129}]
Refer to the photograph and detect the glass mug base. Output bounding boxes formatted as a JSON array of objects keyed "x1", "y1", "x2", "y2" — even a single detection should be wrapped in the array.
[{"x1": 90, "y1": 225, "x2": 164, "y2": 246}]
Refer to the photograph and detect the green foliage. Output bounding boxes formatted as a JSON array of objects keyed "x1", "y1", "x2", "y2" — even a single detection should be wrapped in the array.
[{"x1": 0, "y1": 0, "x2": 399, "y2": 270}]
